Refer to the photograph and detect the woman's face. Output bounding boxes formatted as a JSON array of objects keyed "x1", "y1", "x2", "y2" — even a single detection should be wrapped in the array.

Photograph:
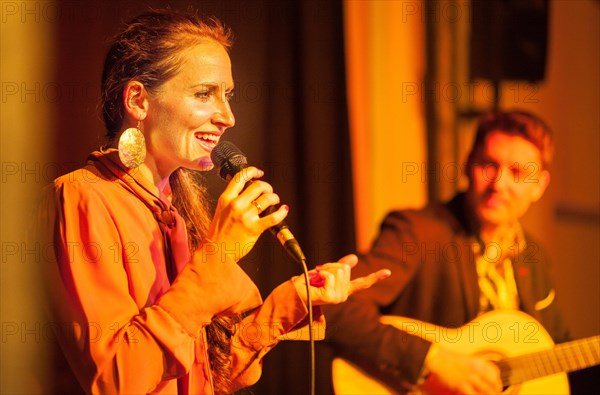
[{"x1": 143, "y1": 41, "x2": 235, "y2": 176}]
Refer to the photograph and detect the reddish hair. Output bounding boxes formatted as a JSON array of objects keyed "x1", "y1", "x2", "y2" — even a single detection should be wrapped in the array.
[{"x1": 467, "y1": 110, "x2": 555, "y2": 170}]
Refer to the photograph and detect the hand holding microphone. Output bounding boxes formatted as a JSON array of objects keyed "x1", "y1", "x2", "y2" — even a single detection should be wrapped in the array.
[{"x1": 210, "y1": 141, "x2": 306, "y2": 263}]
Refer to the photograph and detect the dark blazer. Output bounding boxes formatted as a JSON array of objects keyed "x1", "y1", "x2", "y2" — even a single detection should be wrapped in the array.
[{"x1": 324, "y1": 193, "x2": 569, "y2": 391}]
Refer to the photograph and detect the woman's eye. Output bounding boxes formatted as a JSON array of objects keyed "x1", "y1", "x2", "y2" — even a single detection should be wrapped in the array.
[{"x1": 195, "y1": 91, "x2": 211, "y2": 100}]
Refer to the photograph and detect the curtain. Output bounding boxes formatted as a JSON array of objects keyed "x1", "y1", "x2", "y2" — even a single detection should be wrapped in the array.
[
  {"x1": 345, "y1": 0, "x2": 428, "y2": 252},
  {"x1": 234, "y1": 2, "x2": 355, "y2": 394},
  {"x1": 1, "y1": 1, "x2": 57, "y2": 391}
]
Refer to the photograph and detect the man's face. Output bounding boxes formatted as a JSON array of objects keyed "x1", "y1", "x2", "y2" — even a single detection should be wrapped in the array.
[{"x1": 467, "y1": 131, "x2": 550, "y2": 231}]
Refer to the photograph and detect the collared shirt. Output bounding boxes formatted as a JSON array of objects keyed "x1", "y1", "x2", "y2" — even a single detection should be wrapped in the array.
[{"x1": 474, "y1": 223, "x2": 526, "y2": 313}]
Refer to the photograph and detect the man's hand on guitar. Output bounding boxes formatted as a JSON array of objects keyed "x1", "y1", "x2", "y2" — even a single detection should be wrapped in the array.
[{"x1": 422, "y1": 345, "x2": 502, "y2": 394}]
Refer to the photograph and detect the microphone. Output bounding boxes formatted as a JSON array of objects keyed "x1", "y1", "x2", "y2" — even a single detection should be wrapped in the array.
[{"x1": 210, "y1": 141, "x2": 307, "y2": 264}]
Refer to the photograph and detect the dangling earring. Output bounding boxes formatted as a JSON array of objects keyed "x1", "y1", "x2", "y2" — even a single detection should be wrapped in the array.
[{"x1": 118, "y1": 120, "x2": 146, "y2": 169}]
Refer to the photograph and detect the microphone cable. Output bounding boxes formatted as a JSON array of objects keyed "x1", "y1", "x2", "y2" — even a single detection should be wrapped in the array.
[{"x1": 299, "y1": 256, "x2": 315, "y2": 395}]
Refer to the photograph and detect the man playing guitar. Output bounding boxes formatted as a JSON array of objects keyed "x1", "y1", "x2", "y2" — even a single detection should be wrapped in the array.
[{"x1": 324, "y1": 111, "x2": 585, "y2": 394}]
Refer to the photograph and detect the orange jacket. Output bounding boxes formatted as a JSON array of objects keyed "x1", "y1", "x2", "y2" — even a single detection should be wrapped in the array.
[{"x1": 38, "y1": 149, "x2": 324, "y2": 394}]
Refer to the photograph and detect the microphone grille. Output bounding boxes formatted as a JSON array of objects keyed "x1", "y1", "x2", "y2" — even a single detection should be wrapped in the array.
[{"x1": 211, "y1": 141, "x2": 248, "y2": 180}]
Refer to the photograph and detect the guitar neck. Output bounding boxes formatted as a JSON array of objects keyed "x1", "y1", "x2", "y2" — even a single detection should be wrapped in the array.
[{"x1": 497, "y1": 335, "x2": 600, "y2": 387}]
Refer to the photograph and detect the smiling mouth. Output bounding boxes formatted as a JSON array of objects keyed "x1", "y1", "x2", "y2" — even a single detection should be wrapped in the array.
[
  {"x1": 195, "y1": 133, "x2": 220, "y2": 148},
  {"x1": 482, "y1": 193, "x2": 507, "y2": 208}
]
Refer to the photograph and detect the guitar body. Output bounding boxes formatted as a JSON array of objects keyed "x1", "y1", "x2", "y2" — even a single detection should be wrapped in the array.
[{"x1": 332, "y1": 310, "x2": 571, "y2": 394}]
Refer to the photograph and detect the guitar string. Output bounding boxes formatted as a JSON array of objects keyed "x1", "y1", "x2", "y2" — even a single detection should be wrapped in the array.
[{"x1": 497, "y1": 336, "x2": 600, "y2": 385}]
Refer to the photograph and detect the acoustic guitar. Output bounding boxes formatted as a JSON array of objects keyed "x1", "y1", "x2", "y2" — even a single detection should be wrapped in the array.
[{"x1": 332, "y1": 310, "x2": 599, "y2": 394}]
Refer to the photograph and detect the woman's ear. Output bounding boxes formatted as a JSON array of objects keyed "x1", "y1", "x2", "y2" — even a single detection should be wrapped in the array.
[{"x1": 123, "y1": 81, "x2": 149, "y2": 121}]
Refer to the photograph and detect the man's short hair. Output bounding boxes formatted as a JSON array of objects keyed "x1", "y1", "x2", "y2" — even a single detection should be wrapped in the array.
[{"x1": 467, "y1": 110, "x2": 555, "y2": 169}]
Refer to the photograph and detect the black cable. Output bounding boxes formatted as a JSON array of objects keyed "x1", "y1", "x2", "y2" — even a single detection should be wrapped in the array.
[{"x1": 299, "y1": 258, "x2": 315, "y2": 395}]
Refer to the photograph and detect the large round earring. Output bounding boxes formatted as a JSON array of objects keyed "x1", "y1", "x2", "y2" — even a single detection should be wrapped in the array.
[{"x1": 118, "y1": 121, "x2": 146, "y2": 169}]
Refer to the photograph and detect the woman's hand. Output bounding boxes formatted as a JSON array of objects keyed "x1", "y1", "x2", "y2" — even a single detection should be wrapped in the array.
[
  {"x1": 292, "y1": 254, "x2": 391, "y2": 306},
  {"x1": 205, "y1": 166, "x2": 287, "y2": 262}
]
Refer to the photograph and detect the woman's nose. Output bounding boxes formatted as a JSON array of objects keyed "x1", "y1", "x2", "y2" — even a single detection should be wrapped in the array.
[{"x1": 213, "y1": 99, "x2": 235, "y2": 129}]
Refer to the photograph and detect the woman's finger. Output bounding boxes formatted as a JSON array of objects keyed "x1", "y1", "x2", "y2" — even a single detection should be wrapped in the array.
[
  {"x1": 249, "y1": 191, "x2": 280, "y2": 216},
  {"x1": 257, "y1": 204, "x2": 289, "y2": 229},
  {"x1": 221, "y1": 166, "x2": 264, "y2": 198},
  {"x1": 336, "y1": 254, "x2": 358, "y2": 268},
  {"x1": 348, "y1": 269, "x2": 391, "y2": 295}
]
